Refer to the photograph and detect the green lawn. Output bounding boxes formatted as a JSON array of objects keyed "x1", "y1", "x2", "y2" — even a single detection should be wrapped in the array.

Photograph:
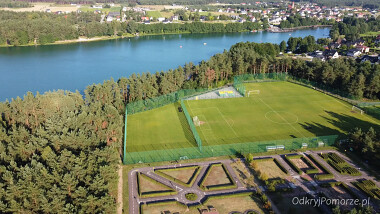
[
  {"x1": 127, "y1": 103, "x2": 196, "y2": 152},
  {"x1": 127, "y1": 81, "x2": 380, "y2": 153},
  {"x1": 184, "y1": 81, "x2": 380, "y2": 146},
  {"x1": 146, "y1": 10, "x2": 162, "y2": 18}
]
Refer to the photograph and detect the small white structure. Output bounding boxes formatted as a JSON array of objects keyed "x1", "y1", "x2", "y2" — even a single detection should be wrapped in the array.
[
  {"x1": 157, "y1": 17, "x2": 165, "y2": 22},
  {"x1": 92, "y1": 5, "x2": 103, "y2": 9}
]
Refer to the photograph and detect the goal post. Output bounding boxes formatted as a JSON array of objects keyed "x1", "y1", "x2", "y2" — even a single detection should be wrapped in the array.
[
  {"x1": 352, "y1": 106, "x2": 364, "y2": 115},
  {"x1": 193, "y1": 116, "x2": 200, "y2": 126},
  {"x1": 248, "y1": 90, "x2": 260, "y2": 97}
]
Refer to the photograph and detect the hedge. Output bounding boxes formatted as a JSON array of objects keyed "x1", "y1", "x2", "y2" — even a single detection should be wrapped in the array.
[
  {"x1": 138, "y1": 172, "x2": 177, "y2": 198},
  {"x1": 353, "y1": 180, "x2": 380, "y2": 199},
  {"x1": 200, "y1": 163, "x2": 237, "y2": 191},
  {"x1": 155, "y1": 166, "x2": 201, "y2": 187},
  {"x1": 202, "y1": 192, "x2": 253, "y2": 205},
  {"x1": 307, "y1": 154, "x2": 335, "y2": 180},
  {"x1": 273, "y1": 158, "x2": 289, "y2": 174},
  {"x1": 253, "y1": 157, "x2": 274, "y2": 162},
  {"x1": 284, "y1": 155, "x2": 303, "y2": 175},
  {"x1": 301, "y1": 156, "x2": 319, "y2": 174}
]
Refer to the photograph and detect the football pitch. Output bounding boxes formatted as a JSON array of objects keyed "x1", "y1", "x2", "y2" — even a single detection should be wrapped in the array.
[{"x1": 127, "y1": 81, "x2": 380, "y2": 152}]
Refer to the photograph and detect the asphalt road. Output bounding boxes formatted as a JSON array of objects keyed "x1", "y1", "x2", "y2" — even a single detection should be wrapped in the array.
[{"x1": 127, "y1": 150, "x2": 380, "y2": 214}]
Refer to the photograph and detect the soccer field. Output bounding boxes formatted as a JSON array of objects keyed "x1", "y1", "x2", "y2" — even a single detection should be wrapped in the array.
[
  {"x1": 127, "y1": 103, "x2": 196, "y2": 152},
  {"x1": 127, "y1": 81, "x2": 380, "y2": 153},
  {"x1": 184, "y1": 81, "x2": 380, "y2": 146}
]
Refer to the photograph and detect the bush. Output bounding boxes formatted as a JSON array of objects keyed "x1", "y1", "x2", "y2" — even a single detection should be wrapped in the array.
[{"x1": 185, "y1": 193, "x2": 198, "y2": 201}]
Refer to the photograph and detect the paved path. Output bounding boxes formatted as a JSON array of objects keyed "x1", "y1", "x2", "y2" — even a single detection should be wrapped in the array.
[
  {"x1": 117, "y1": 164, "x2": 123, "y2": 214},
  {"x1": 128, "y1": 150, "x2": 380, "y2": 214},
  {"x1": 128, "y1": 159, "x2": 253, "y2": 214}
]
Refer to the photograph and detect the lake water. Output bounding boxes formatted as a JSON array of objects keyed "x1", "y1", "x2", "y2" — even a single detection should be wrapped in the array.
[{"x1": 0, "y1": 27, "x2": 330, "y2": 101}]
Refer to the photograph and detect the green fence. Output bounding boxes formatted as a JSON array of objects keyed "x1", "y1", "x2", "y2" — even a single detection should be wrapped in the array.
[
  {"x1": 181, "y1": 99, "x2": 203, "y2": 151},
  {"x1": 124, "y1": 135, "x2": 338, "y2": 164},
  {"x1": 127, "y1": 88, "x2": 211, "y2": 115},
  {"x1": 123, "y1": 107, "x2": 128, "y2": 164}
]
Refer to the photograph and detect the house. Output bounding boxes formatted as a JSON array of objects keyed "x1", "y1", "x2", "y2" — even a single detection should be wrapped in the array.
[
  {"x1": 170, "y1": 15, "x2": 179, "y2": 21},
  {"x1": 347, "y1": 48, "x2": 362, "y2": 57},
  {"x1": 356, "y1": 45, "x2": 370, "y2": 53},
  {"x1": 141, "y1": 16, "x2": 150, "y2": 21},
  {"x1": 157, "y1": 17, "x2": 165, "y2": 22},
  {"x1": 360, "y1": 55, "x2": 380, "y2": 64},
  {"x1": 106, "y1": 12, "x2": 121, "y2": 22},
  {"x1": 323, "y1": 49, "x2": 339, "y2": 59}
]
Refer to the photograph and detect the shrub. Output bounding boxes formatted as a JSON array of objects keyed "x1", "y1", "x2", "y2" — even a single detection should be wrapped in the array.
[{"x1": 185, "y1": 193, "x2": 198, "y2": 201}]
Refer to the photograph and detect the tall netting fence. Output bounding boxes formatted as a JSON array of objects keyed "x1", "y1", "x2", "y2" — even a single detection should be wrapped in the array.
[
  {"x1": 181, "y1": 99, "x2": 203, "y2": 151},
  {"x1": 124, "y1": 135, "x2": 338, "y2": 164},
  {"x1": 127, "y1": 88, "x2": 211, "y2": 115}
]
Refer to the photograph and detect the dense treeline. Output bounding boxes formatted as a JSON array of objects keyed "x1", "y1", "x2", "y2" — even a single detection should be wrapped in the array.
[
  {"x1": 0, "y1": 89, "x2": 122, "y2": 213},
  {"x1": 348, "y1": 127, "x2": 380, "y2": 168},
  {"x1": 0, "y1": 11, "x2": 102, "y2": 45},
  {"x1": 281, "y1": 35, "x2": 324, "y2": 53},
  {"x1": 0, "y1": 11, "x2": 261, "y2": 46},
  {"x1": 0, "y1": 1, "x2": 32, "y2": 8},
  {"x1": 329, "y1": 17, "x2": 380, "y2": 41},
  {"x1": 279, "y1": 15, "x2": 334, "y2": 29}
]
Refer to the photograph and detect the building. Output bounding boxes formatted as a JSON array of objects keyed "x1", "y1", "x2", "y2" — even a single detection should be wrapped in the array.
[
  {"x1": 323, "y1": 49, "x2": 339, "y2": 59},
  {"x1": 92, "y1": 5, "x2": 103, "y2": 9},
  {"x1": 106, "y1": 12, "x2": 121, "y2": 22},
  {"x1": 347, "y1": 48, "x2": 362, "y2": 57}
]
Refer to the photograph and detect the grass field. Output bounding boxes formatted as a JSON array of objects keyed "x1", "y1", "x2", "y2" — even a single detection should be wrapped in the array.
[
  {"x1": 127, "y1": 103, "x2": 196, "y2": 152},
  {"x1": 127, "y1": 81, "x2": 380, "y2": 153},
  {"x1": 146, "y1": 10, "x2": 162, "y2": 18},
  {"x1": 185, "y1": 81, "x2": 380, "y2": 146},
  {"x1": 141, "y1": 194, "x2": 265, "y2": 214}
]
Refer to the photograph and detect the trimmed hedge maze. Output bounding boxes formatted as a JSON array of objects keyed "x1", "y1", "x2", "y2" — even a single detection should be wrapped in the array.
[
  {"x1": 320, "y1": 153, "x2": 361, "y2": 176},
  {"x1": 283, "y1": 154, "x2": 318, "y2": 175},
  {"x1": 353, "y1": 180, "x2": 380, "y2": 199},
  {"x1": 307, "y1": 154, "x2": 334, "y2": 180},
  {"x1": 154, "y1": 165, "x2": 201, "y2": 187},
  {"x1": 199, "y1": 163, "x2": 237, "y2": 191},
  {"x1": 137, "y1": 172, "x2": 177, "y2": 198}
]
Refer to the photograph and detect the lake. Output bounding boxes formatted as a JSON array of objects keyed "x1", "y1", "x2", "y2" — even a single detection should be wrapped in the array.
[{"x1": 0, "y1": 27, "x2": 330, "y2": 101}]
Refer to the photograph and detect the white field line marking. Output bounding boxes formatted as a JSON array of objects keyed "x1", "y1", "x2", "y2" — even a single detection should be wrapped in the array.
[
  {"x1": 215, "y1": 106, "x2": 239, "y2": 138},
  {"x1": 187, "y1": 101, "x2": 217, "y2": 144},
  {"x1": 258, "y1": 98, "x2": 306, "y2": 138}
]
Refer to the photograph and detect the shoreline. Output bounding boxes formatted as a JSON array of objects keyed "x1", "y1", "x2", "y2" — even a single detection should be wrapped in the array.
[{"x1": 0, "y1": 25, "x2": 331, "y2": 48}]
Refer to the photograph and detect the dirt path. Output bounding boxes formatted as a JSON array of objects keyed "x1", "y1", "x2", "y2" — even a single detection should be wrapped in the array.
[{"x1": 117, "y1": 164, "x2": 123, "y2": 214}]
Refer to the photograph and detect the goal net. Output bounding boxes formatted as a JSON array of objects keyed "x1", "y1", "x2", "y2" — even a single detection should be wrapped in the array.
[
  {"x1": 193, "y1": 116, "x2": 200, "y2": 126},
  {"x1": 352, "y1": 106, "x2": 364, "y2": 115},
  {"x1": 248, "y1": 90, "x2": 260, "y2": 97}
]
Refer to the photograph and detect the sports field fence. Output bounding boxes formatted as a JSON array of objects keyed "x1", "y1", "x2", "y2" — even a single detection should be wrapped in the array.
[
  {"x1": 181, "y1": 99, "x2": 203, "y2": 151},
  {"x1": 124, "y1": 135, "x2": 338, "y2": 164},
  {"x1": 122, "y1": 72, "x2": 379, "y2": 164}
]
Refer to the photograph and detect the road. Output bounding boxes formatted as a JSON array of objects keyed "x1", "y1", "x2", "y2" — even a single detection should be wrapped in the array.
[{"x1": 127, "y1": 150, "x2": 380, "y2": 214}]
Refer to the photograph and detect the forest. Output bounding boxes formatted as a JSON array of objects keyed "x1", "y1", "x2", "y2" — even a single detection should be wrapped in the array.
[
  {"x1": 0, "y1": 10, "x2": 262, "y2": 46},
  {"x1": 0, "y1": 1, "x2": 32, "y2": 8},
  {"x1": 279, "y1": 15, "x2": 334, "y2": 29},
  {"x1": 329, "y1": 17, "x2": 380, "y2": 41}
]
